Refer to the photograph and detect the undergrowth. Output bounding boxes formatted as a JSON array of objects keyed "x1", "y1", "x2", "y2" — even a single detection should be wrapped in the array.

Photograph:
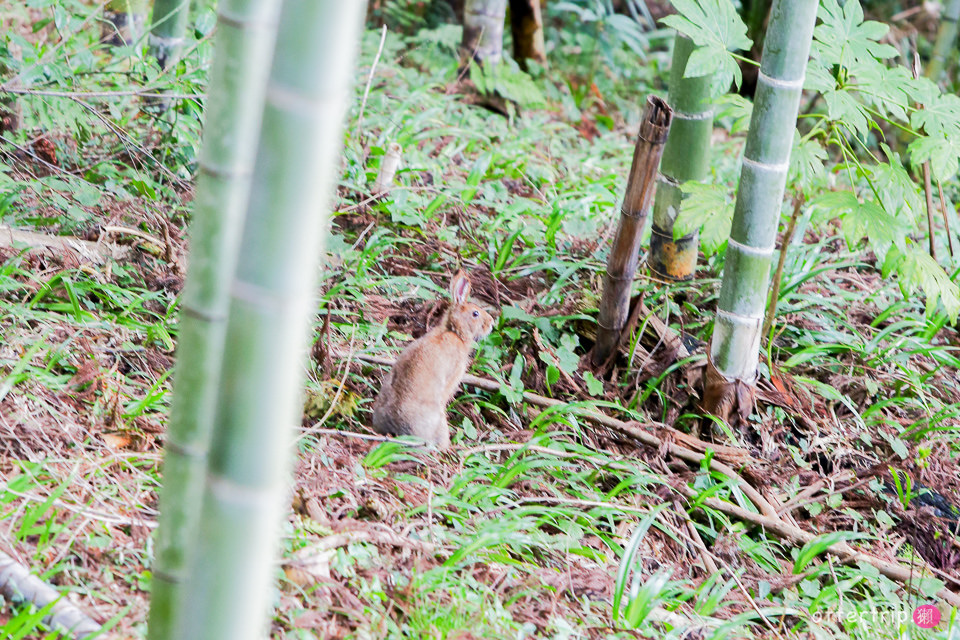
[{"x1": 0, "y1": 0, "x2": 957, "y2": 639}]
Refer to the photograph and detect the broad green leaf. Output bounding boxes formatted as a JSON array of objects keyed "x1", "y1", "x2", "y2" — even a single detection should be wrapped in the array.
[
  {"x1": 481, "y1": 62, "x2": 545, "y2": 108},
  {"x1": 803, "y1": 58, "x2": 836, "y2": 94},
  {"x1": 908, "y1": 133, "x2": 960, "y2": 183},
  {"x1": 583, "y1": 371, "x2": 604, "y2": 396},
  {"x1": 552, "y1": 1, "x2": 598, "y2": 21},
  {"x1": 789, "y1": 130, "x2": 827, "y2": 185},
  {"x1": 813, "y1": 190, "x2": 906, "y2": 258},
  {"x1": 554, "y1": 333, "x2": 580, "y2": 374},
  {"x1": 605, "y1": 13, "x2": 649, "y2": 60},
  {"x1": 809, "y1": 189, "x2": 859, "y2": 222},
  {"x1": 814, "y1": 0, "x2": 898, "y2": 71},
  {"x1": 839, "y1": 199, "x2": 906, "y2": 258},
  {"x1": 674, "y1": 181, "x2": 733, "y2": 256},
  {"x1": 387, "y1": 190, "x2": 426, "y2": 227},
  {"x1": 883, "y1": 246, "x2": 960, "y2": 322},
  {"x1": 872, "y1": 147, "x2": 922, "y2": 225},
  {"x1": 545, "y1": 365, "x2": 560, "y2": 388},
  {"x1": 918, "y1": 577, "x2": 946, "y2": 599},
  {"x1": 910, "y1": 92, "x2": 960, "y2": 139},
  {"x1": 661, "y1": 0, "x2": 751, "y2": 92},
  {"x1": 822, "y1": 86, "x2": 871, "y2": 139},
  {"x1": 853, "y1": 64, "x2": 919, "y2": 122},
  {"x1": 713, "y1": 93, "x2": 752, "y2": 133}
]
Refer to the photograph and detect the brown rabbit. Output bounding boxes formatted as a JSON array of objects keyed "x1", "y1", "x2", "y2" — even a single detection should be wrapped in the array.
[{"x1": 372, "y1": 271, "x2": 495, "y2": 449}]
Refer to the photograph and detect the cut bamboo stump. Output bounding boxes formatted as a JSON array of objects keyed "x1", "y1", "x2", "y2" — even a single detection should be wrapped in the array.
[{"x1": 591, "y1": 96, "x2": 672, "y2": 368}]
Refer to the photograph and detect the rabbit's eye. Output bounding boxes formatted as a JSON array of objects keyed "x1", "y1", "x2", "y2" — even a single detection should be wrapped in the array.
[{"x1": 472, "y1": 310, "x2": 480, "y2": 318}]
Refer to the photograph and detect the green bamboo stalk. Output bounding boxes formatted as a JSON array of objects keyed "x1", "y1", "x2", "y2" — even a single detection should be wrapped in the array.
[
  {"x1": 149, "y1": 0, "x2": 191, "y2": 70},
  {"x1": 177, "y1": 2, "x2": 366, "y2": 638},
  {"x1": 650, "y1": 34, "x2": 714, "y2": 281},
  {"x1": 704, "y1": 0, "x2": 818, "y2": 423},
  {"x1": 461, "y1": 0, "x2": 507, "y2": 66},
  {"x1": 926, "y1": 0, "x2": 960, "y2": 82},
  {"x1": 145, "y1": 0, "x2": 282, "y2": 638}
]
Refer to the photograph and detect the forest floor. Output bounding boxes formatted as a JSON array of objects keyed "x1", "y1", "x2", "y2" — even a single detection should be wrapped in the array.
[{"x1": 0, "y1": 6, "x2": 959, "y2": 640}]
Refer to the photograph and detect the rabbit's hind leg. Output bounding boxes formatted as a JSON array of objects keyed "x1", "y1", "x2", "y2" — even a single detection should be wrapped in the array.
[{"x1": 425, "y1": 412, "x2": 450, "y2": 450}]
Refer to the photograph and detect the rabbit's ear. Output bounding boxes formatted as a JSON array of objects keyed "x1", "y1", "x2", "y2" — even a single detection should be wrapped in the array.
[{"x1": 451, "y1": 271, "x2": 471, "y2": 303}]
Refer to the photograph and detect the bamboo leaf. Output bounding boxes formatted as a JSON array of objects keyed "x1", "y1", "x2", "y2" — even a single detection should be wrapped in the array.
[
  {"x1": 612, "y1": 506, "x2": 666, "y2": 623},
  {"x1": 500, "y1": 353, "x2": 525, "y2": 404},
  {"x1": 794, "y1": 531, "x2": 863, "y2": 573}
]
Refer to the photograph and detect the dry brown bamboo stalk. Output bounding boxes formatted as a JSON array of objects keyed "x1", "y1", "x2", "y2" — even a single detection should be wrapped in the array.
[{"x1": 592, "y1": 96, "x2": 672, "y2": 367}]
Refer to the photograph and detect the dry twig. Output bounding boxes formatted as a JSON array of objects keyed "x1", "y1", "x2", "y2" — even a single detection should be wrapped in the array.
[{"x1": 0, "y1": 549, "x2": 101, "y2": 638}]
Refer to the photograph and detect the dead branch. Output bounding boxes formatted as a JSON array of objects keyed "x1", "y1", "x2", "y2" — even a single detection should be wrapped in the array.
[
  {"x1": 677, "y1": 485, "x2": 960, "y2": 609},
  {"x1": 0, "y1": 225, "x2": 129, "y2": 264},
  {"x1": 0, "y1": 549, "x2": 101, "y2": 638}
]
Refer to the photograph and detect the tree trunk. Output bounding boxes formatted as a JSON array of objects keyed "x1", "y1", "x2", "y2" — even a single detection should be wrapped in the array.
[
  {"x1": 509, "y1": 0, "x2": 546, "y2": 70},
  {"x1": 100, "y1": 0, "x2": 148, "y2": 47},
  {"x1": 461, "y1": 0, "x2": 507, "y2": 67},
  {"x1": 149, "y1": 0, "x2": 191, "y2": 70},
  {"x1": 649, "y1": 34, "x2": 714, "y2": 282},
  {"x1": 591, "y1": 96, "x2": 672, "y2": 368},
  {"x1": 145, "y1": 0, "x2": 283, "y2": 637},
  {"x1": 703, "y1": 0, "x2": 818, "y2": 425},
  {"x1": 927, "y1": 0, "x2": 960, "y2": 82},
  {"x1": 176, "y1": 1, "x2": 366, "y2": 638}
]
